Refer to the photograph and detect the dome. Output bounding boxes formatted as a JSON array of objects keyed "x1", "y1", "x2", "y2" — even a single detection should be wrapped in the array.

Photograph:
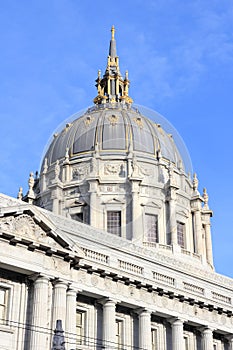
[
  {"x1": 42, "y1": 103, "x2": 186, "y2": 172},
  {"x1": 24, "y1": 26, "x2": 213, "y2": 270}
]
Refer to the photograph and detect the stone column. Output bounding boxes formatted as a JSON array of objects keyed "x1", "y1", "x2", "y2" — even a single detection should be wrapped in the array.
[
  {"x1": 88, "y1": 179, "x2": 98, "y2": 227},
  {"x1": 171, "y1": 319, "x2": 184, "y2": 350},
  {"x1": 131, "y1": 181, "x2": 142, "y2": 240},
  {"x1": 66, "y1": 288, "x2": 77, "y2": 350},
  {"x1": 52, "y1": 280, "x2": 67, "y2": 330},
  {"x1": 193, "y1": 208, "x2": 203, "y2": 255},
  {"x1": 169, "y1": 197, "x2": 177, "y2": 245},
  {"x1": 167, "y1": 186, "x2": 178, "y2": 246},
  {"x1": 102, "y1": 299, "x2": 116, "y2": 350},
  {"x1": 205, "y1": 223, "x2": 213, "y2": 267},
  {"x1": 202, "y1": 327, "x2": 213, "y2": 350},
  {"x1": 228, "y1": 337, "x2": 233, "y2": 350},
  {"x1": 138, "y1": 309, "x2": 152, "y2": 350},
  {"x1": 30, "y1": 276, "x2": 49, "y2": 350}
]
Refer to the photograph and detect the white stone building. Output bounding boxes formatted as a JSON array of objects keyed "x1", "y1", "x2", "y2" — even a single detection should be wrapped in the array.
[{"x1": 1, "y1": 26, "x2": 233, "y2": 350}]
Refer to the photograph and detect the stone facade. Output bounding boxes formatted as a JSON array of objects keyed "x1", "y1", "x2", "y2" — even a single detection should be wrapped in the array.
[
  {"x1": 0, "y1": 27, "x2": 232, "y2": 350},
  {"x1": 0, "y1": 193, "x2": 233, "y2": 350}
]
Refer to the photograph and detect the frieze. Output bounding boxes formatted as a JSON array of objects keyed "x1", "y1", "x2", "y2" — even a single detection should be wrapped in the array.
[
  {"x1": 104, "y1": 162, "x2": 125, "y2": 176},
  {"x1": 77, "y1": 270, "x2": 86, "y2": 284},
  {"x1": 138, "y1": 164, "x2": 153, "y2": 177},
  {"x1": 72, "y1": 164, "x2": 90, "y2": 180},
  {"x1": 99, "y1": 184, "x2": 125, "y2": 193},
  {"x1": 64, "y1": 188, "x2": 80, "y2": 197},
  {"x1": 71, "y1": 268, "x2": 233, "y2": 331},
  {"x1": 91, "y1": 275, "x2": 99, "y2": 287}
]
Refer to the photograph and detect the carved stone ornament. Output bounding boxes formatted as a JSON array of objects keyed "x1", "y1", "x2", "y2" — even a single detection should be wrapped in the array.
[
  {"x1": 133, "y1": 116, "x2": 144, "y2": 129},
  {"x1": 72, "y1": 164, "x2": 89, "y2": 179},
  {"x1": 54, "y1": 160, "x2": 60, "y2": 179},
  {"x1": 139, "y1": 165, "x2": 152, "y2": 176},
  {"x1": 104, "y1": 163, "x2": 121, "y2": 175},
  {"x1": 108, "y1": 114, "x2": 119, "y2": 126},
  {"x1": 84, "y1": 115, "x2": 94, "y2": 127},
  {"x1": 0, "y1": 214, "x2": 64, "y2": 249},
  {"x1": 0, "y1": 214, "x2": 37, "y2": 239}
]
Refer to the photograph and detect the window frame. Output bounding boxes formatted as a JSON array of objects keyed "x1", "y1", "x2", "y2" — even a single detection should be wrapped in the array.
[
  {"x1": 151, "y1": 327, "x2": 158, "y2": 350},
  {"x1": 0, "y1": 283, "x2": 12, "y2": 328},
  {"x1": 107, "y1": 210, "x2": 122, "y2": 236},
  {"x1": 177, "y1": 221, "x2": 186, "y2": 249},
  {"x1": 115, "y1": 317, "x2": 124, "y2": 349},
  {"x1": 76, "y1": 308, "x2": 87, "y2": 345},
  {"x1": 150, "y1": 321, "x2": 166, "y2": 350},
  {"x1": 145, "y1": 213, "x2": 159, "y2": 244}
]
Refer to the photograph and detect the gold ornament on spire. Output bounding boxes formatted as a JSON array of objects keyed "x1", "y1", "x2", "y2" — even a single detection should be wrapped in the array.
[
  {"x1": 93, "y1": 26, "x2": 133, "y2": 105},
  {"x1": 111, "y1": 25, "x2": 115, "y2": 40}
]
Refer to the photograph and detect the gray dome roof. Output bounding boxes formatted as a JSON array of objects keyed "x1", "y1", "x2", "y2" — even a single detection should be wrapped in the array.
[{"x1": 42, "y1": 103, "x2": 185, "y2": 170}]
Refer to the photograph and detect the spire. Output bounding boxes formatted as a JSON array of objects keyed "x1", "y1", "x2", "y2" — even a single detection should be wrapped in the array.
[
  {"x1": 109, "y1": 25, "x2": 117, "y2": 57},
  {"x1": 93, "y1": 26, "x2": 133, "y2": 105}
]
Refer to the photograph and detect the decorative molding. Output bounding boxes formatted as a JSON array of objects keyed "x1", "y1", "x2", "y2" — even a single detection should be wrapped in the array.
[
  {"x1": 0, "y1": 214, "x2": 62, "y2": 250},
  {"x1": 183, "y1": 282, "x2": 204, "y2": 295},
  {"x1": 84, "y1": 115, "x2": 94, "y2": 127},
  {"x1": 153, "y1": 272, "x2": 175, "y2": 286},
  {"x1": 72, "y1": 164, "x2": 90, "y2": 180},
  {"x1": 82, "y1": 247, "x2": 109, "y2": 264},
  {"x1": 133, "y1": 116, "x2": 143, "y2": 129},
  {"x1": 108, "y1": 114, "x2": 119, "y2": 126},
  {"x1": 118, "y1": 259, "x2": 143, "y2": 275},
  {"x1": 212, "y1": 292, "x2": 231, "y2": 305},
  {"x1": 104, "y1": 162, "x2": 123, "y2": 175}
]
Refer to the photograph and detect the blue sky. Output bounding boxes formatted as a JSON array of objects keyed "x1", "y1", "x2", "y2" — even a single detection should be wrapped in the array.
[{"x1": 1, "y1": 0, "x2": 233, "y2": 277}]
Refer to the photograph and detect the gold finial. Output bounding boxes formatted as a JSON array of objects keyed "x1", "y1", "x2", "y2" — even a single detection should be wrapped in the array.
[{"x1": 111, "y1": 25, "x2": 115, "y2": 40}]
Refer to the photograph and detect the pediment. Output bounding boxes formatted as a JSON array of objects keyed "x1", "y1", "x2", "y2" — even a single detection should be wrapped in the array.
[
  {"x1": 141, "y1": 201, "x2": 161, "y2": 209},
  {"x1": 177, "y1": 209, "x2": 189, "y2": 218},
  {"x1": 0, "y1": 195, "x2": 84, "y2": 258},
  {"x1": 102, "y1": 197, "x2": 125, "y2": 205}
]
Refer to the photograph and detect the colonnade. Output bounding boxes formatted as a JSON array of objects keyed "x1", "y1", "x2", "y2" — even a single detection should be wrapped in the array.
[
  {"x1": 30, "y1": 276, "x2": 77, "y2": 350},
  {"x1": 29, "y1": 275, "x2": 230, "y2": 350}
]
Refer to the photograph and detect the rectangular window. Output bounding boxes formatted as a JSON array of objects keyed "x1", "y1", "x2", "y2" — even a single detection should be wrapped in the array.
[
  {"x1": 145, "y1": 214, "x2": 159, "y2": 243},
  {"x1": 76, "y1": 310, "x2": 86, "y2": 345},
  {"x1": 107, "y1": 211, "x2": 121, "y2": 236},
  {"x1": 0, "y1": 288, "x2": 8, "y2": 325},
  {"x1": 184, "y1": 336, "x2": 189, "y2": 350},
  {"x1": 116, "y1": 319, "x2": 123, "y2": 349},
  {"x1": 177, "y1": 221, "x2": 185, "y2": 248},
  {"x1": 151, "y1": 328, "x2": 158, "y2": 350}
]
